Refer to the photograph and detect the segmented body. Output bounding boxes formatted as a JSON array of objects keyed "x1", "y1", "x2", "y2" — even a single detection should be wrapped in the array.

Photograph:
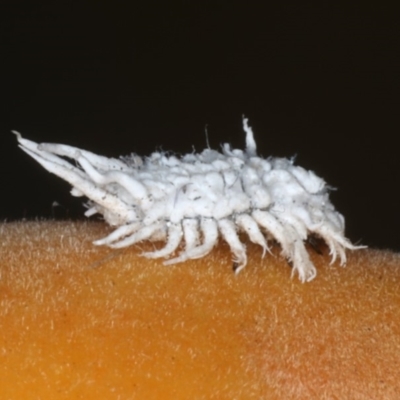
[{"x1": 14, "y1": 119, "x2": 361, "y2": 282}]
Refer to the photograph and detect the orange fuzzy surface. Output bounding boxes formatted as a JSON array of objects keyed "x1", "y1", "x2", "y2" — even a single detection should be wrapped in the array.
[{"x1": 1, "y1": 221, "x2": 400, "y2": 399}]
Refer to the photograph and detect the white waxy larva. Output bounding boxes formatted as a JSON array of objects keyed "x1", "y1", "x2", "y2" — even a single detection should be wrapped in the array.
[{"x1": 13, "y1": 118, "x2": 364, "y2": 282}]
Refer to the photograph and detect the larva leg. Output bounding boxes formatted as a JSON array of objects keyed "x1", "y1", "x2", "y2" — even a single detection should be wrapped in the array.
[
  {"x1": 291, "y1": 239, "x2": 317, "y2": 282},
  {"x1": 182, "y1": 218, "x2": 201, "y2": 251},
  {"x1": 252, "y1": 210, "x2": 316, "y2": 282},
  {"x1": 110, "y1": 222, "x2": 165, "y2": 248},
  {"x1": 142, "y1": 223, "x2": 183, "y2": 258},
  {"x1": 313, "y1": 223, "x2": 364, "y2": 265},
  {"x1": 93, "y1": 222, "x2": 141, "y2": 246},
  {"x1": 252, "y1": 210, "x2": 292, "y2": 258},
  {"x1": 217, "y1": 219, "x2": 247, "y2": 273},
  {"x1": 275, "y1": 212, "x2": 308, "y2": 241},
  {"x1": 235, "y1": 214, "x2": 270, "y2": 257},
  {"x1": 164, "y1": 218, "x2": 218, "y2": 264}
]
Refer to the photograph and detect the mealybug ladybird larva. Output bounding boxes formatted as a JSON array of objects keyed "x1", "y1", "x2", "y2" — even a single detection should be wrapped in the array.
[{"x1": 14, "y1": 118, "x2": 363, "y2": 282}]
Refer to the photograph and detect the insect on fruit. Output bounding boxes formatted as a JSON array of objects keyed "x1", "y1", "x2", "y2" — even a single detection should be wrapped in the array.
[{"x1": 14, "y1": 118, "x2": 363, "y2": 282}]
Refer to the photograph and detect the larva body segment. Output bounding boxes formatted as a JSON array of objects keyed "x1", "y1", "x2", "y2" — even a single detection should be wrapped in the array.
[{"x1": 14, "y1": 119, "x2": 362, "y2": 282}]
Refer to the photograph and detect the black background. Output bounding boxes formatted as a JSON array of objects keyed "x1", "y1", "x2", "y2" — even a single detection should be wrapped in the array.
[{"x1": 3, "y1": 1, "x2": 400, "y2": 252}]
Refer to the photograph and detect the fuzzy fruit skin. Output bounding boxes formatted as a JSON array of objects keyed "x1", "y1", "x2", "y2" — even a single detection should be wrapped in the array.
[
  {"x1": 0, "y1": 221, "x2": 397, "y2": 399},
  {"x1": 14, "y1": 118, "x2": 362, "y2": 281}
]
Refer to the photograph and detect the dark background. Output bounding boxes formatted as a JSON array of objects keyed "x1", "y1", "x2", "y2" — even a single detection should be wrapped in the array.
[{"x1": 2, "y1": 1, "x2": 399, "y2": 252}]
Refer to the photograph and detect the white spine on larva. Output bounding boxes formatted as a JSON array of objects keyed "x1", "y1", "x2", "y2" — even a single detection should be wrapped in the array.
[{"x1": 13, "y1": 119, "x2": 363, "y2": 282}]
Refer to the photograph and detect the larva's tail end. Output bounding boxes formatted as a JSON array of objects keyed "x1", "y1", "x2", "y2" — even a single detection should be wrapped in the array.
[{"x1": 12, "y1": 130, "x2": 22, "y2": 141}]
